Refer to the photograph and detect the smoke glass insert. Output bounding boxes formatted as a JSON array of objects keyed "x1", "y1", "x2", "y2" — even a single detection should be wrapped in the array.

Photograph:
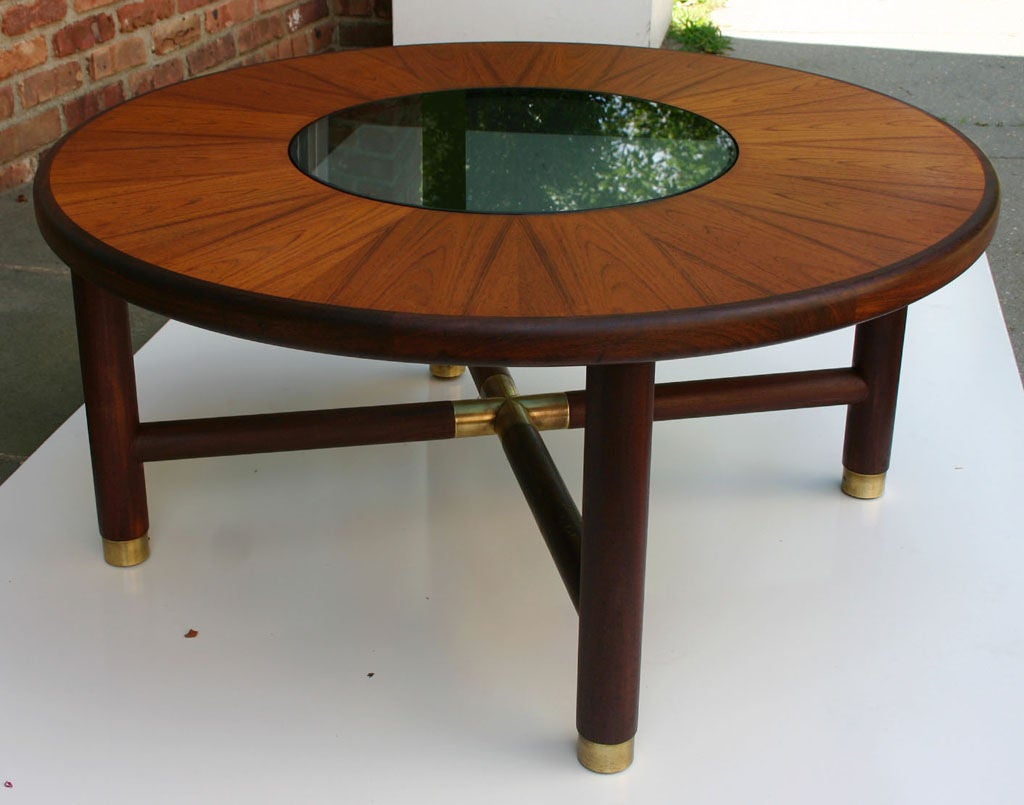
[{"x1": 290, "y1": 87, "x2": 737, "y2": 214}]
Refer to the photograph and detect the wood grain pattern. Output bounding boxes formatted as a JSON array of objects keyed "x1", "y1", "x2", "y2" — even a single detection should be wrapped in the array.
[
  {"x1": 577, "y1": 362, "x2": 656, "y2": 746},
  {"x1": 72, "y1": 276, "x2": 149, "y2": 543},
  {"x1": 843, "y1": 309, "x2": 908, "y2": 476},
  {"x1": 36, "y1": 43, "x2": 999, "y2": 365}
]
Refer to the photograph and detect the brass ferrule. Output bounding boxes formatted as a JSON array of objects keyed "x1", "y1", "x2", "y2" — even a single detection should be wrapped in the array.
[
  {"x1": 479, "y1": 372, "x2": 518, "y2": 399},
  {"x1": 841, "y1": 468, "x2": 887, "y2": 499},
  {"x1": 102, "y1": 535, "x2": 150, "y2": 567},
  {"x1": 453, "y1": 398, "x2": 504, "y2": 437},
  {"x1": 493, "y1": 397, "x2": 531, "y2": 436},
  {"x1": 429, "y1": 364, "x2": 466, "y2": 379},
  {"x1": 522, "y1": 394, "x2": 571, "y2": 432},
  {"x1": 577, "y1": 736, "x2": 635, "y2": 774},
  {"x1": 453, "y1": 392, "x2": 570, "y2": 438}
]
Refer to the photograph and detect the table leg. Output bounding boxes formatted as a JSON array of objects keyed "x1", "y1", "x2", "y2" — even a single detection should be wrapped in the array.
[
  {"x1": 841, "y1": 308, "x2": 908, "y2": 499},
  {"x1": 72, "y1": 275, "x2": 150, "y2": 566},
  {"x1": 429, "y1": 364, "x2": 466, "y2": 379},
  {"x1": 576, "y1": 362, "x2": 655, "y2": 773}
]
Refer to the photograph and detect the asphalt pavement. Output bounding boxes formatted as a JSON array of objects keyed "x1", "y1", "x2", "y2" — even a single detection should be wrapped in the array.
[{"x1": 706, "y1": 0, "x2": 1022, "y2": 379}]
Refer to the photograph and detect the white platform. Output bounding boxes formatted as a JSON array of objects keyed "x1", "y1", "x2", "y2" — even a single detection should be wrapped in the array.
[{"x1": 1, "y1": 258, "x2": 1022, "y2": 803}]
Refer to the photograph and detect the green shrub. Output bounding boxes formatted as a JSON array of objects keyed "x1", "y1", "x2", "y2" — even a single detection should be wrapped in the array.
[{"x1": 667, "y1": 0, "x2": 732, "y2": 54}]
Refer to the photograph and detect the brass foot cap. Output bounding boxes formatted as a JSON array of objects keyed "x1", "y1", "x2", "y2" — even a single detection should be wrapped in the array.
[
  {"x1": 103, "y1": 535, "x2": 150, "y2": 567},
  {"x1": 841, "y1": 468, "x2": 886, "y2": 500},
  {"x1": 577, "y1": 735, "x2": 634, "y2": 774},
  {"x1": 430, "y1": 364, "x2": 466, "y2": 379}
]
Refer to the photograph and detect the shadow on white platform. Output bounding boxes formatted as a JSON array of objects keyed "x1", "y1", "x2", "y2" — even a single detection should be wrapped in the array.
[{"x1": 1, "y1": 258, "x2": 1022, "y2": 804}]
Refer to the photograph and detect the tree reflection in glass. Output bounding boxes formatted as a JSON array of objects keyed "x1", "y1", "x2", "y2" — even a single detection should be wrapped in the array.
[{"x1": 290, "y1": 88, "x2": 737, "y2": 214}]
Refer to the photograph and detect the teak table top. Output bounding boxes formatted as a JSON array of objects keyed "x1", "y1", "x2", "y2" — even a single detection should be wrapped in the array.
[{"x1": 36, "y1": 42, "x2": 999, "y2": 365}]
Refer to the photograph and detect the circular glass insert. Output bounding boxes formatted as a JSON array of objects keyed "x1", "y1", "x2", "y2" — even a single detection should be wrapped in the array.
[{"x1": 290, "y1": 88, "x2": 737, "y2": 214}]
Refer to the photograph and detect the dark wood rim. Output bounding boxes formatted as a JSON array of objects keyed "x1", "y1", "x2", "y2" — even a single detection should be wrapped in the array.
[{"x1": 34, "y1": 44, "x2": 1000, "y2": 365}]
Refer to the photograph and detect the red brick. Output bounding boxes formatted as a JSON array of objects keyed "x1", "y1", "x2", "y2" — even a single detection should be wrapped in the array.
[
  {"x1": 18, "y1": 61, "x2": 84, "y2": 109},
  {"x1": 256, "y1": 0, "x2": 293, "y2": 11},
  {"x1": 128, "y1": 57, "x2": 185, "y2": 95},
  {"x1": 2, "y1": 0, "x2": 68, "y2": 37},
  {"x1": 333, "y1": 0, "x2": 371, "y2": 15},
  {"x1": 177, "y1": 0, "x2": 215, "y2": 11},
  {"x1": 0, "y1": 158, "x2": 36, "y2": 191},
  {"x1": 0, "y1": 36, "x2": 48, "y2": 81},
  {"x1": 63, "y1": 81, "x2": 123, "y2": 129},
  {"x1": 0, "y1": 86, "x2": 15, "y2": 120},
  {"x1": 235, "y1": 15, "x2": 285, "y2": 53},
  {"x1": 333, "y1": 0, "x2": 388, "y2": 17},
  {"x1": 251, "y1": 40, "x2": 273, "y2": 60},
  {"x1": 73, "y1": 0, "x2": 118, "y2": 11},
  {"x1": 292, "y1": 34, "x2": 313, "y2": 56},
  {"x1": 117, "y1": 0, "x2": 175, "y2": 32},
  {"x1": 205, "y1": 0, "x2": 253, "y2": 33},
  {"x1": 308, "y1": 19, "x2": 334, "y2": 51},
  {"x1": 336, "y1": 17, "x2": 389, "y2": 47},
  {"x1": 151, "y1": 13, "x2": 202, "y2": 54},
  {"x1": 256, "y1": 32, "x2": 300, "y2": 60},
  {"x1": 285, "y1": 0, "x2": 326, "y2": 32},
  {"x1": 89, "y1": 36, "x2": 147, "y2": 80},
  {"x1": 0, "y1": 107, "x2": 61, "y2": 163},
  {"x1": 52, "y1": 13, "x2": 117, "y2": 57},
  {"x1": 186, "y1": 32, "x2": 236, "y2": 74}
]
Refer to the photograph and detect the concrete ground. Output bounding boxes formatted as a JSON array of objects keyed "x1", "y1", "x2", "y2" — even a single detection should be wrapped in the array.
[
  {"x1": 0, "y1": 191, "x2": 166, "y2": 483},
  {"x1": 1, "y1": 1, "x2": 1021, "y2": 484}
]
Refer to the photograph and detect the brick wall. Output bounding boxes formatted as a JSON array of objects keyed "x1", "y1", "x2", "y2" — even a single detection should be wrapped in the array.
[{"x1": 0, "y1": 0, "x2": 393, "y2": 189}]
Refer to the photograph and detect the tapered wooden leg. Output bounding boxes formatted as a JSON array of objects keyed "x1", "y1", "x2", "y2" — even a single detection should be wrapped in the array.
[
  {"x1": 577, "y1": 362, "x2": 655, "y2": 773},
  {"x1": 842, "y1": 308, "x2": 908, "y2": 499},
  {"x1": 72, "y1": 275, "x2": 150, "y2": 566}
]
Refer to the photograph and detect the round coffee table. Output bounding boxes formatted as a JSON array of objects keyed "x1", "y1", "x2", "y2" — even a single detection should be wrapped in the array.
[{"x1": 34, "y1": 42, "x2": 999, "y2": 773}]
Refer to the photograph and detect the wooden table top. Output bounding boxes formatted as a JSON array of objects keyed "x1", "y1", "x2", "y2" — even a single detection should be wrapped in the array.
[{"x1": 36, "y1": 42, "x2": 999, "y2": 365}]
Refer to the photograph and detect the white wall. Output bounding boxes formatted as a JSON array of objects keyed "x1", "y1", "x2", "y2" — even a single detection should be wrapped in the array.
[
  {"x1": 393, "y1": 0, "x2": 673, "y2": 48},
  {"x1": 650, "y1": 0, "x2": 674, "y2": 46}
]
